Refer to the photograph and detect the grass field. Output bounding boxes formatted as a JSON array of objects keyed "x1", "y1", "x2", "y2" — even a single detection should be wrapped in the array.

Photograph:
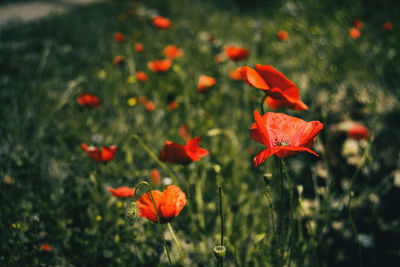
[{"x1": 1, "y1": 0, "x2": 400, "y2": 266}]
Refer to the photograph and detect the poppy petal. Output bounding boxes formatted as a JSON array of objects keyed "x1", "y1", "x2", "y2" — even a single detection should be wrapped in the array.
[
  {"x1": 254, "y1": 147, "x2": 281, "y2": 167},
  {"x1": 254, "y1": 110, "x2": 272, "y2": 147},
  {"x1": 160, "y1": 185, "x2": 186, "y2": 221},
  {"x1": 275, "y1": 146, "x2": 319, "y2": 158},
  {"x1": 137, "y1": 190, "x2": 163, "y2": 223},
  {"x1": 239, "y1": 66, "x2": 270, "y2": 90}
]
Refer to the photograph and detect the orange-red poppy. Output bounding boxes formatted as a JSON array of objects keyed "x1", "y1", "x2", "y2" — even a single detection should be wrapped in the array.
[
  {"x1": 145, "y1": 101, "x2": 155, "y2": 112},
  {"x1": 239, "y1": 65, "x2": 308, "y2": 110},
  {"x1": 136, "y1": 71, "x2": 148, "y2": 82},
  {"x1": 77, "y1": 93, "x2": 101, "y2": 108},
  {"x1": 113, "y1": 55, "x2": 126, "y2": 66},
  {"x1": 108, "y1": 187, "x2": 135, "y2": 197},
  {"x1": 147, "y1": 59, "x2": 172, "y2": 73},
  {"x1": 250, "y1": 110, "x2": 323, "y2": 166},
  {"x1": 168, "y1": 100, "x2": 179, "y2": 110},
  {"x1": 229, "y1": 69, "x2": 242, "y2": 80},
  {"x1": 114, "y1": 32, "x2": 125, "y2": 43},
  {"x1": 198, "y1": 75, "x2": 216, "y2": 94},
  {"x1": 163, "y1": 45, "x2": 183, "y2": 59},
  {"x1": 134, "y1": 43, "x2": 144, "y2": 53},
  {"x1": 159, "y1": 137, "x2": 209, "y2": 165},
  {"x1": 383, "y1": 22, "x2": 393, "y2": 31},
  {"x1": 153, "y1": 16, "x2": 171, "y2": 29},
  {"x1": 348, "y1": 123, "x2": 369, "y2": 140},
  {"x1": 353, "y1": 19, "x2": 363, "y2": 29},
  {"x1": 179, "y1": 124, "x2": 190, "y2": 140},
  {"x1": 150, "y1": 169, "x2": 161, "y2": 185},
  {"x1": 224, "y1": 45, "x2": 249, "y2": 62},
  {"x1": 136, "y1": 185, "x2": 186, "y2": 223},
  {"x1": 81, "y1": 143, "x2": 117, "y2": 163},
  {"x1": 349, "y1": 27, "x2": 361, "y2": 39},
  {"x1": 277, "y1": 30, "x2": 289, "y2": 41},
  {"x1": 40, "y1": 244, "x2": 51, "y2": 252}
]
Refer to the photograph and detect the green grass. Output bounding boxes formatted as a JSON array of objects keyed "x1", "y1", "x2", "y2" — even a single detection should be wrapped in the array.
[{"x1": 1, "y1": 0, "x2": 400, "y2": 266}]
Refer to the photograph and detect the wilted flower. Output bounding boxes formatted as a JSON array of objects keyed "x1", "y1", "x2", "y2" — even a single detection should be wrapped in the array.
[
  {"x1": 147, "y1": 59, "x2": 172, "y2": 73},
  {"x1": 153, "y1": 16, "x2": 171, "y2": 29},
  {"x1": 108, "y1": 187, "x2": 135, "y2": 197},
  {"x1": 77, "y1": 93, "x2": 101, "y2": 108},
  {"x1": 198, "y1": 75, "x2": 216, "y2": 94},
  {"x1": 277, "y1": 30, "x2": 289, "y2": 41},
  {"x1": 81, "y1": 143, "x2": 117, "y2": 163},
  {"x1": 163, "y1": 45, "x2": 184, "y2": 59},
  {"x1": 159, "y1": 137, "x2": 209, "y2": 165},
  {"x1": 250, "y1": 110, "x2": 323, "y2": 166},
  {"x1": 114, "y1": 32, "x2": 125, "y2": 43},
  {"x1": 224, "y1": 45, "x2": 249, "y2": 62},
  {"x1": 239, "y1": 65, "x2": 308, "y2": 110},
  {"x1": 136, "y1": 185, "x2": 186, "y2": 223}
]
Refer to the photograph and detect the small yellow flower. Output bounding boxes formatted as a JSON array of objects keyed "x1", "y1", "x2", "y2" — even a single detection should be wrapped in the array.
[
  {"x1": 173, "y1": 65, "x2": 181, "y2": 72},
  {"x1": 127, "y1": 76, "x2": 136, "y2": 84},
  {"x1": 98, "y1": 70, "x2": 106, "y2": 80},
  {"x1": 114, "y1": 234, "x2": 120, "y2": 243},
  {"x1": 96, "y1": 215, "x2": 102, "y2": 221},
  {"x1": 117, "y1": 201, "x2": 123, "y2": 209},
  {"x1": 127, "y1": 97, "x2": 137, "y2": 106}
]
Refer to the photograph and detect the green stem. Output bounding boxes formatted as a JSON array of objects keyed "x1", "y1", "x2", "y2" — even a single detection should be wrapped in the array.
[
  {"x1": 278, "y1": 158, "x2": 285, "y2": 267},
  {"x1": 264, "y1": 188, "x2": 276, "y2": 235},
  {"x1": 132, "y1": 134, "x2": 178, "y2": 184},
  {"x1": 348, "y1": 192, "x2": 361, "y2": 267},
  {"x1": 134, "y1": 182, "x2": 172, "y2": 265},
  {"x1": 219, "y1": 186, "x2": 224, "y2": 267},
  {"x1": 349, "y1": 136, "x2": 374, "y2": 190},
  {"x1": 167, "y1": 222, "x2": 185, "y2": 266},
  {"x1": 260, "y1": 94, "x2": 268, "y2": 114},
  {"x1": 281, "y1": 159, "x2": 294, "y2": 267}
]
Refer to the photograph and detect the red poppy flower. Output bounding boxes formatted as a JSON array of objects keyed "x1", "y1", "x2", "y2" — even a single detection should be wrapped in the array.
[
  {"x1": 136, "y1": 185, "x2": 186, "y2": 223},
  {"x1": 77, "y1": 93, "x2": 101, "y2": 108},
  {"x1": 134, "y1": 43, "x2": 143, "y2": 53},
  {"x1": 348, "y1": 123, "x2": 369, "y2": 140},
  {"x1": 383, "y1": 22, "x2": 393, "y2": 31},
  {"x1": 250, "y1": 110, "x2": 323, "y2": 166},
  {"x1": 145, "y1": 101, "x2": 155, "y2": 112},
  {"x1": 150, "y1": 169, "x2": 161, "y2": 185},
  {"x1": 349, "y1": 27, "x2": 361, "y2": 39},
  {"x1": 147, "y1": 59, "x2": 172, "y2": 73},
  {"x1": 179, "y1": 124, "x2": 190, "y2": 140},
  {"x1": 81, "y1": 143, "x2": 117, "y2": 163},
  {"x1": 198, "y1": 75, "x2": 216, "y2": 94},
  {"x1": 113, "y1": 55, "x2": 126, "y2": 66},
  {"x1": 136, "y1": 71, "x2": 148, "y2": 82},
  {"x1": 40, "y1": 244, "x2": 51, "y2": 252},
  {"x1": 353, "y1": 19, "x2": 363, "y2": 29},
  {"x1": 114, "y1": 32, "x2": 125, "y2": 43},
  {"x1": 159, "y1": 137, "x2": 209, "y2": 165},
  {"x1": 163, "y1": 45, "x2": 183, "y2": 59},
  {"x1": 224, "y1": 45, "x2": 249, "y2": 62},
  {"x1": 239, "y1": 65, "x2": 308, "y2": 111},
  {"x1": 277, "y1": 30, "x2": 289, "y2": 41},
  {"x1": 168, "y1": 100, "x2": 179, "y2": 110},
  {"x1": 108, "y1": 187, "x2": 135, "y2": 197},
  {"x1": 229, "y1": 69, "x2": 242, "y2": 81},
  {"x1": 153, "y1": 16, "x2": 171, "y2": 29}
]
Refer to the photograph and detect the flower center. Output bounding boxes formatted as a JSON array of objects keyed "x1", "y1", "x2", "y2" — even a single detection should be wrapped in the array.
[{"x1": 273, "y1": 138, "x2": 291, "y2": 147}]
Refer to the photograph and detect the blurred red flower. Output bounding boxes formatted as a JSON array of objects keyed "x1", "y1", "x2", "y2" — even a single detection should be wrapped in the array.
[
  {"x1": 81, "y1": 143, "x2": 117, "y2": 163},
  {"x1": 229, "y1": 69, "x2": 242, "y2": 80},
  {"x1": 250, "y1": 110, "x2": 323, "y2": 166},
  {"x1": 150, "y1": 169, "x2": 161, "y2": 185},
  {"x1": 239, "y1": 65, "x2": 308, "y2": 110},
  {"x1": 198, "y1": 75, "x2": 216, "y2": 94},
  {"x1": 179, "y1": 124, "x2": 190, "y2": 140},
  {"x1": 153, "y1": 16, "x2": 171, "y2": 29},
  {"x1": 163, "y1": 45, "x2": 183, "y2": 59},
  {"x1": 224, "y1": 45, "x2": 249, "y2": 61},
  {"x1": 348, "y1": 123, "x2": 369, "y2": 140},
  {"x1": 136, "y1": 71, "x2": 148, "y2": 82},
  {"x1": 277, "y1": 30, "x2": 289, "y2": 41},
  {"x1": 353, "y1": 19, "x2": 363, "y2": 29},
  {"x1": 108, "y1": 187, "x2": 135, "y2": 197},
  {"x1": 134, "y1": 43, "x2": 144, "y2": 53},
  {"x1": 113, "y1": 55, "x2": 126, "y2": 66},
  {"x1": 137, "y1": 185, "x2": 186, "y2": 223},
  {"x1": 114, "y1": 32, "x2": 125, "y2": 43},
  {"x1": 145, "y1": 101, "x2": 155, "y2": 112},
  {"x1": 147, "y1": 59, "x2": 172, "y2": 73},
  {"x1": 383, "y1": 22, "x2": 393, "y2": 31},
  {"x1": 168, "y1": 100, "x2": 179, "y2": 110},
  {"x1": 349, "y1": 27, "x2": 361, "y2": 39},
  {"x1": 40, "y1": 244, "x2": 51, "y2": 252},
  {"x1": 159, "y1": 137, "x2": 209, "y2": 165},
  {"x1": 77, "y1": 93, "x2": 101, "y2": 108}
]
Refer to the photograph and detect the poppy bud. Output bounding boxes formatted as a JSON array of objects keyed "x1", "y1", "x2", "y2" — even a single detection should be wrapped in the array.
[
  {"x1": 126, "y1": 200, "x2": 139, "y2": 227},
  {"x1": 213, "y1": 245, "x2": 226, "y2": 259},
  {"x1": 263, "y1": 173, "x2": 272, "y2": 185}
]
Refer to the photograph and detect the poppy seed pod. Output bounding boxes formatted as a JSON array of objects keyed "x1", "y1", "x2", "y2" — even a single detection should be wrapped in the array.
[
  {"x1": 126, "y1": 200, "x2": 139, "y2": 227},
  {"x1": 213, "y1": 245, "x2": 226, "y2": 259}
]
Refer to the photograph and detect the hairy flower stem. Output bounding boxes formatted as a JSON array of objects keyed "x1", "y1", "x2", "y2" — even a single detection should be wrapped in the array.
[
  {"x1": 260, "y1": 94, "x2": 268, "y2": 114},
  {"x1": 134, "y1": 182, "x2": 172, "y2": 265},
  {"x1": 348, "y1": 192, "x2": 361, "y2": 267},
  {"x1": 278, "y1": 159, "x2": 285, "y2": 267},
  {"x1": 219, "y1": 186, "x2": 224, "y2": 267},
  {"x1": 167, "y1": 222, "x2": 185, "y2": 266},
  {"x1": 131, "y1": 134, "x2": 178, "y2": 184},
  {"x1": 281, "y1": 159, "x2": 294, "y2": 267},
  {"x1": 264, "y1": 188, "x2": 276, "y2": 234}
]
